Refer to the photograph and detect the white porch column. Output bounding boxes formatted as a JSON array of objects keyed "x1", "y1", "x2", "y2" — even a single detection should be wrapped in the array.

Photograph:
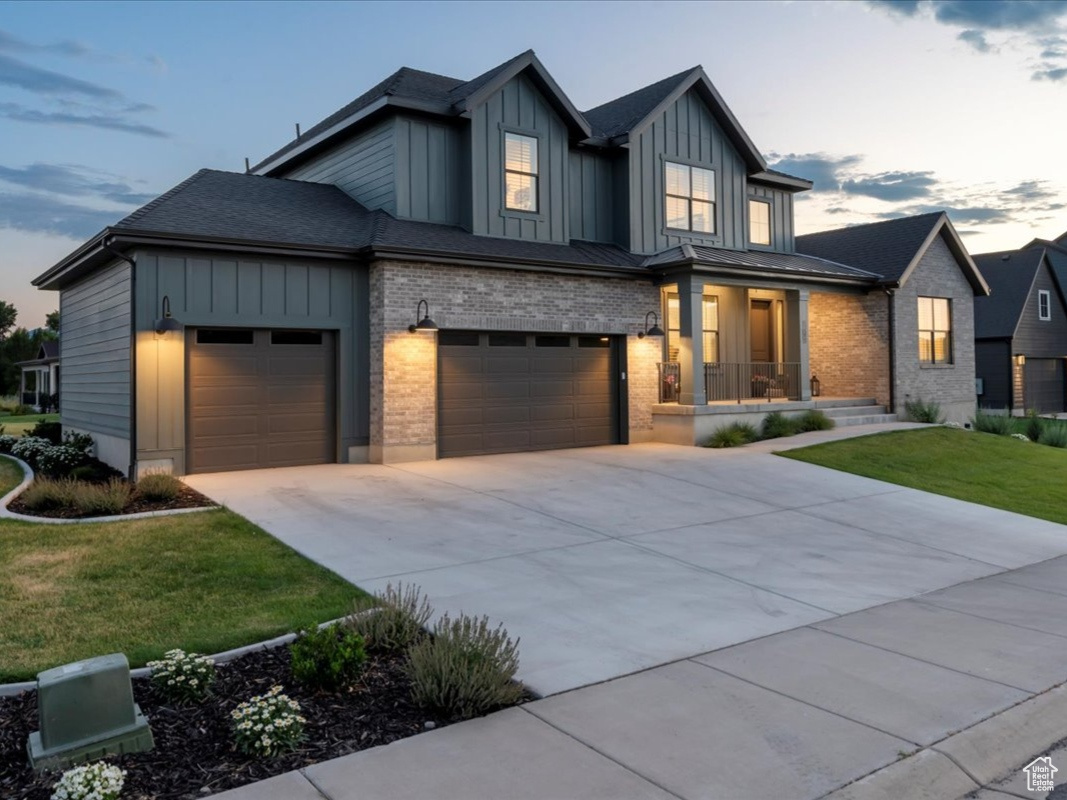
[
  {"x1": 786, "y1": 289, "x2": 811, "y2": 401},
  {"x1": 19, "y1": 368, "x2": 25, "y2": 406},
  {"x1": 677, "y1": 274, "x2": 707, "y2": 405}
]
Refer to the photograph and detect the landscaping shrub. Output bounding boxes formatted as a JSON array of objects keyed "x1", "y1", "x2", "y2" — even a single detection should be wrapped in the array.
[
  {"x1": 231, "y1": 685, "x2": 306, "y2": 757},
  {"x1": 136, "y1": 472, "x2": 182, "y2": 502},
  {"x1": 289, "y1": 622, "x2": 367, "y2": 691},
  {"x1": 51, "y1": 761, "x2": 126, "y2": 800},
  {"x1": 19, "y1": 478, "x2": 78, "y2": 512},
  {"x1": 72, "y1": 478, "x2": 132, "y2": 516},
  {"x1": 1039, "y1": 425, "x2": 1067, "y2": 448},
  {"x1": 28, "y1": 419, "x2": 61, "y2": 444},
  {"x1": 0, "y1": 434, "x2": 16, "y2": 454},
  {"x1": 795, "y1": 410, "x2": 835, "y2": 433},
  {"x1": 147, "y1": 649, "x2": 216, "y2": 703},
  {"x1": 705, "y1": 422, "x2": 760, "y2": 448},
  {"x1": 972, "y1": 411, "x2": 1014, "y2": 436},
  {"x1": 760, "y1": 411, "x2": 798, "y2": 440},
  {"x1": 10, "y1": 436, "x2": 52, "y2": 468},
  {"x1": 406, "y1": 612, "x2": 523, "y2": 721},
  {"x1": 349, "y1": 582, "x2": 433, "y2": 652},
  {"x1": 1025, "y1": 410, "x2": 1046, "y2": 443},
  {"x1": 63, "y1": 430, "x2": 95, "y2": 457},
  {"x1": 36, "y1": 444, "x2": 88, "y2": 478},
  {"x1": 904, "y1": 398, "x2": 944, "y2": 424}
]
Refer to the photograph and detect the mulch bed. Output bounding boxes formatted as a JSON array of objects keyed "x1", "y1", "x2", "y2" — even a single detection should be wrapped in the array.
[
  {"x1": 0, "y1": 645, "x2": 457, "y2": 799},
  {"x1": 7, "y1": 484, "x2": 215, "y2": 519}
]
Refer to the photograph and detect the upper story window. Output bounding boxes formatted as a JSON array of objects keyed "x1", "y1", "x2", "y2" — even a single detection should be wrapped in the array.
[
  {"x1": 748, "y1": 199, "x2": 771, "y2": 246},
  {"x1": 1039, "y1": 289, "x2": 1051, "y2": 321},
  {"x1": 918, "y1": 297, "x2": 952, "y2": 365},
  {"x1": 504, "y1": 132, "x2": 538, "y2": 212},
  {"x1": 665, "y1": 162, "x2": 715, "y2": 234}
]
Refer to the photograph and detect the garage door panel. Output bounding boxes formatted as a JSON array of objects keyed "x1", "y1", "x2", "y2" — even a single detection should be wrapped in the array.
[
  {"x1": 438, "y1": 331, "x2": 617, "y2": 458},
  {"x1": 1025, "y1": 358, "x2": 1065, "y2": 414},
  {"x1": 188, "y1": 329, "x2": 335, "y2": 473}
]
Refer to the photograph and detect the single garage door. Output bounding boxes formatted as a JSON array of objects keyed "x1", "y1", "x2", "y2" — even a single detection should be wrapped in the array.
[
  {"x1": 437, "y1": 331, "x2": 619, "y2": 458},
  {"x1": 187, "y1": 328, "x2": 335, "y2": 473},
  {"x1": 1024, "y1": 357, "x2": 1066, "y2": 414}
]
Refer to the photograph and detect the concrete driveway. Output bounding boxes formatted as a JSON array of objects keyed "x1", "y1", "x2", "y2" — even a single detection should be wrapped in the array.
[{"x1": 186, "y1": 436, "x2": 1067, "y2": 696}]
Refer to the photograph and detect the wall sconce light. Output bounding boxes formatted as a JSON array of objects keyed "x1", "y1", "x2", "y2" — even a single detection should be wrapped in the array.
[
  {"x1": 408, "y1": 299, "x2": 438, "y2": 333},
  {"x1": 154, "y1": 295, "x2": 182, "y2": 335},
  {"x1": 637, "y1": 311, "x2": 665, "y2": 339},
  {"x1": 810, "y1": 374, "x2": 821, "y2": 397}
]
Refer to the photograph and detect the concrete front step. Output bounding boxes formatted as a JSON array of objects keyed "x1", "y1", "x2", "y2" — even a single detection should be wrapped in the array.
[
  {"x1": 822, "y1": 405, "x2": 889, "y2": 418},
  {"x1": 833, "y1": 413, "x2": 898, "y2": 427},
  {"x1": 813, "y1": 397, "x2": 878, "y2": 410}
]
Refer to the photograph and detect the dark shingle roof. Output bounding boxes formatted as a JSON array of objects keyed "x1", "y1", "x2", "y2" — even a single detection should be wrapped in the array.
[
  {"x1": 110, "y1": 169, "x2": 641, "y2": 270},
  {"x1": 795, "y1": 212, "x2": 943, "y2": 282},
  {"x1": 252, "y1": 67, "x2": 465, "y2": 171},
  {"x1": 972, "y1": 249, "x2": 1044, "y2": 339},
  {"x1": 448, "y1": 50, "x2": 531, "y2": 106},
  {"x1": 40, "y1": 340, "x2": 59, "y2": 360},
  {"x1": 115, "y1": 169, "x2": 376, "y2": 250},
  {"x1": 583, "y1": 68, "x2": 694, "y2": 139}
]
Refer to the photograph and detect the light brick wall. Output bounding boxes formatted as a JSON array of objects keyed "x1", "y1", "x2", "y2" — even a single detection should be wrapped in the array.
[
  {"x1": 809, "y1": 291, "x2": 890, "y2": 406},
  {"x1": 893, "y1": 233, "x2": 977, "y2": 423},
  {"x1": 369, "y1": 260, "x2": 661, "y2": 459}
]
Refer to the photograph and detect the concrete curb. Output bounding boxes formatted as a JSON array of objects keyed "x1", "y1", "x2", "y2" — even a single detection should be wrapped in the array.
[
  {"x1": 0, "y1": 612, "x2": 368, "y2": 697},
  {"x1": 819, "y1": 684, "x2": 1067, "y2": 799},
  {"x1": 0, "y1": 455, "x2": 218, "y2": 524}
]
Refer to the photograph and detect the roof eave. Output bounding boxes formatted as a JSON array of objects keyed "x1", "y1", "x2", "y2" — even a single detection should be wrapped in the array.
[
  {"x1": 896, "y1": 214, "x2": 990, "y2": 297},
  {"x1": 32, "y1": 228, "x2": 112, "y2": 291},
  {"x1": 369, "y1": 244, "x2": 646, "y2": 279},
  {"x1": 748, "y1": 171, "x2": 813, "y2": 192},
  {"x1": 649, "y1": 259, "x2": 878, "y2": 289}
]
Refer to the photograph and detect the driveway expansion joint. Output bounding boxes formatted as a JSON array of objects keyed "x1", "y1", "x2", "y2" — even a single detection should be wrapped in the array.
[
  {"x1": 911, "y1": 597, "x2": 1067, "y2": 642},
  {"x1": 297, "y1": 769, "x2": 334, "y2": 800}
]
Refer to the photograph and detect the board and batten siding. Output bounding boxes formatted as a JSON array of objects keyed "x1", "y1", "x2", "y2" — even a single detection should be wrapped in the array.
[
  {"x1": 394, "y1": 116, "x2": 462, "y2": 225},
  {"x1": 133, "y1": 250, "x2": 369, "y2": 475},
  {"x1": 469, "y1": 74, "x2": 569, "y2": 244},
  {"x1": 568, "y1": 149, "x2": 615, "y2": 243},
  {"x1": 60, "y1": 260, "x2": 131, "y2": 451},
  {"x1": 1014, "y1": 259, "x2": 1067, "y2": 358},
  {"x1": 284, "y1": 119, "x2": 396, "y2": 214},
  {"x1": 628, "y1": 88, "x2": 747, "y2": 254},
  {"x1": 746, "y1": 185, "x2": 795, "y2": 252}
]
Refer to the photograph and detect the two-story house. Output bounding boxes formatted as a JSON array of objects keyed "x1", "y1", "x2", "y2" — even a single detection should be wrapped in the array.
[
  {"x1": 31, "y1": 51, "x2": 987, "y2": 476},
  {"x1": 973, "y1": 235, "x2": 1067, "y2": 414}
]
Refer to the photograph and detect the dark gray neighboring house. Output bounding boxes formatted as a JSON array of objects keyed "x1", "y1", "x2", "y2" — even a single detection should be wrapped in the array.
[
  {"x1": 973, "y1": 239, "x2": 1067, "y2": 414},
  {"x1": 32, "y1": 50, "x2": 989, "y2": 476}
]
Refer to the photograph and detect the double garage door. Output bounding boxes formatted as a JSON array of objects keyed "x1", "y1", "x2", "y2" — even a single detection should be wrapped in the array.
[
  {"x1": 1024, "y1": 358, "x2": 1067, "y2": 414},
  {"x1": 187, "y1": 328, "x2": 335, "y2": 473},
  {"x1": 437, "y1": 331, "x2": 620, "y2": 458}
]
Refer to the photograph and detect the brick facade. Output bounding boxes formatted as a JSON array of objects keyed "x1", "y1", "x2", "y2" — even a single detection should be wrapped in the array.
[
  {"x1": 369, "y1": 259, "x2": 660, "y2": 462},
  {"x1": 892, "y1": 233, "x2": 977, "y2": 423},
  {"x1": 809, "y1": 291, "x2": 890, "y2": 406}
]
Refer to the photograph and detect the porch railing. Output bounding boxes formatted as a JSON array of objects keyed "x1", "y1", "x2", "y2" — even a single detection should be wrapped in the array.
[
  {"x1": 658, "y1": 362, "x2": 681, "y2": 403},
  {"x1": 705, "y1": 362, "x2": 802, "y2": 403}
]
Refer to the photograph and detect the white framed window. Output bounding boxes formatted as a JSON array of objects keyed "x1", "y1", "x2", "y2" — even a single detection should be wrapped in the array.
[
  {"x1": 1039, "y1": 289, "x2": 1051, "y2": 321},
  {"x1": 666, "y1": 293, "x2": 719, "y2": 362},
  {"x1": 665, "y1": 162, "x2": 715, "y2": 234},
  {"x1": 749, "y1": 199, "x2": 771, "y2": 246},
  {"x1": 504, "y1": 132, "x2": 538, "y2": 212},
  {"x1": 918, "y1": 297, "x2": 952, "y2": 365}
]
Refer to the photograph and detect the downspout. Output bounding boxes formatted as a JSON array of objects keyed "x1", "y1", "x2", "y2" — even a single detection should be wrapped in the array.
[
  {"x1": 886, "y1": 288, "x2": 896, "y2": 415},
  {"x1": 103, "y1": 241, "x2": 137, "y2": 480}
]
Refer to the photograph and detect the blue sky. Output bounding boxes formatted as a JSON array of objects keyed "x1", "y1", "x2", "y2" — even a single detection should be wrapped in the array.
[{"x1": 2, "y1": 0, "x2": 1066, "y2": 327}]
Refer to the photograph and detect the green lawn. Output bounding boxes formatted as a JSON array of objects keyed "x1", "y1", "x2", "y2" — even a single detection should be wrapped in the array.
[
  {"x1": 782, "y1": 427, "x2": 1067, "y2": 526},
  {"x1": 0, "y1": 412, "x2": 59, "y2": 437},
  {"x1": 0, "y1": 456, "x2": 363, "y2": 681}
]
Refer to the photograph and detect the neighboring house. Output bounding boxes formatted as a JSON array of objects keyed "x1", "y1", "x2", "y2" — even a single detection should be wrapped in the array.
[
  {"x1": 973, "y1": 238, "x2": 1067, "y2": 414},
  {"x1": 796, "y1": 213, "x2": 988, "y2": 424},
  {"x1": 32, "y1": 50, "x2": 987, "y2": 476},
  {"x1": 16, "y1": 340, "x2": 59, "y2": 412}
]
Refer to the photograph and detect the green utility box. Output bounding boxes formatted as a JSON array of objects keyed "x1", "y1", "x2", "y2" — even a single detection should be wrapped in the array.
[{"x1": 27, "y1": 653, "x2": 154, "y2": 770}]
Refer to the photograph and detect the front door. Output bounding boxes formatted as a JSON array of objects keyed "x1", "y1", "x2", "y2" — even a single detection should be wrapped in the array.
[{"x1": 750, "y1": 300, "x2": 773, "y2": 362}]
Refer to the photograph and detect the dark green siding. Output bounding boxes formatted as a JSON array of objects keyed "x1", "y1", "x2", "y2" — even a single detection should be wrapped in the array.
[
  {"x1": 568, "y1": 150, "x2": 614, "y2": 243},
  {"x1": 395, "y1": 116, "x2": 462, "y2": 225},
  {"x1": 286, "y1": 119, "x2": 396, "y2": 214},
  {"x1": 746, "y1": 185, "x2": 796, "y2": 252}
]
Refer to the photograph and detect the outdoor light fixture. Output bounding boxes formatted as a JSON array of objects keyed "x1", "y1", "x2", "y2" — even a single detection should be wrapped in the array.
[
  {"x1": 637, "y1": 311, "x2": 665, "y2": 339},
  {"x1": 154, "y1": 295, "x2": 182, "y2": 335},
  {"x1": 810, "y1": 374, "x2": 821, "y2": 397},
  {"x1": 408, "y1": 299, "x2": 438, "y2": 333}
]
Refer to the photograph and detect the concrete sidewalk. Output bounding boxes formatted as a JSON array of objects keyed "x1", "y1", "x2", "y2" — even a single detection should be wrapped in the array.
[{"x1": 216, "y1": 553, "x2": 1067, "y2": 800}]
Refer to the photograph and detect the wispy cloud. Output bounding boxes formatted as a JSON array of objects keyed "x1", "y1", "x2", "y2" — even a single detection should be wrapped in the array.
[
  {"x1": 761, "y1": 153, "x2": 861, "y2": 192},
  {"x1": 841, "y1": 170, "x2": 938, "y2": 202},
  {"x1": 0, "y1": 163, "x2": 156, "y2": 205},
  {"x1": 868, "y1": 0, "x2": 1067, "y2": 81},
  {"x1": 0, "y1": 102, "x2": 168, "y2": 138},
  {"x1": 0, "y1": 192, "x2": 121, "y2": 238},
  {"x1": 0, "y1": 53, "x2": 121, "y2": 99}
]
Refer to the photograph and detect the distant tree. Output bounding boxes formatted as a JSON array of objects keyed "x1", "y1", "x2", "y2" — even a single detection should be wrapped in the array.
[
  {"x1": 0, "y1": 327, "x2": 39, "y2": 397},
  {"x1": 0, "y1": 300, "x2": 15, "y2": 340},
  {"x1": 46, "y1": 310, "x2": 59, "y2": 333}
]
